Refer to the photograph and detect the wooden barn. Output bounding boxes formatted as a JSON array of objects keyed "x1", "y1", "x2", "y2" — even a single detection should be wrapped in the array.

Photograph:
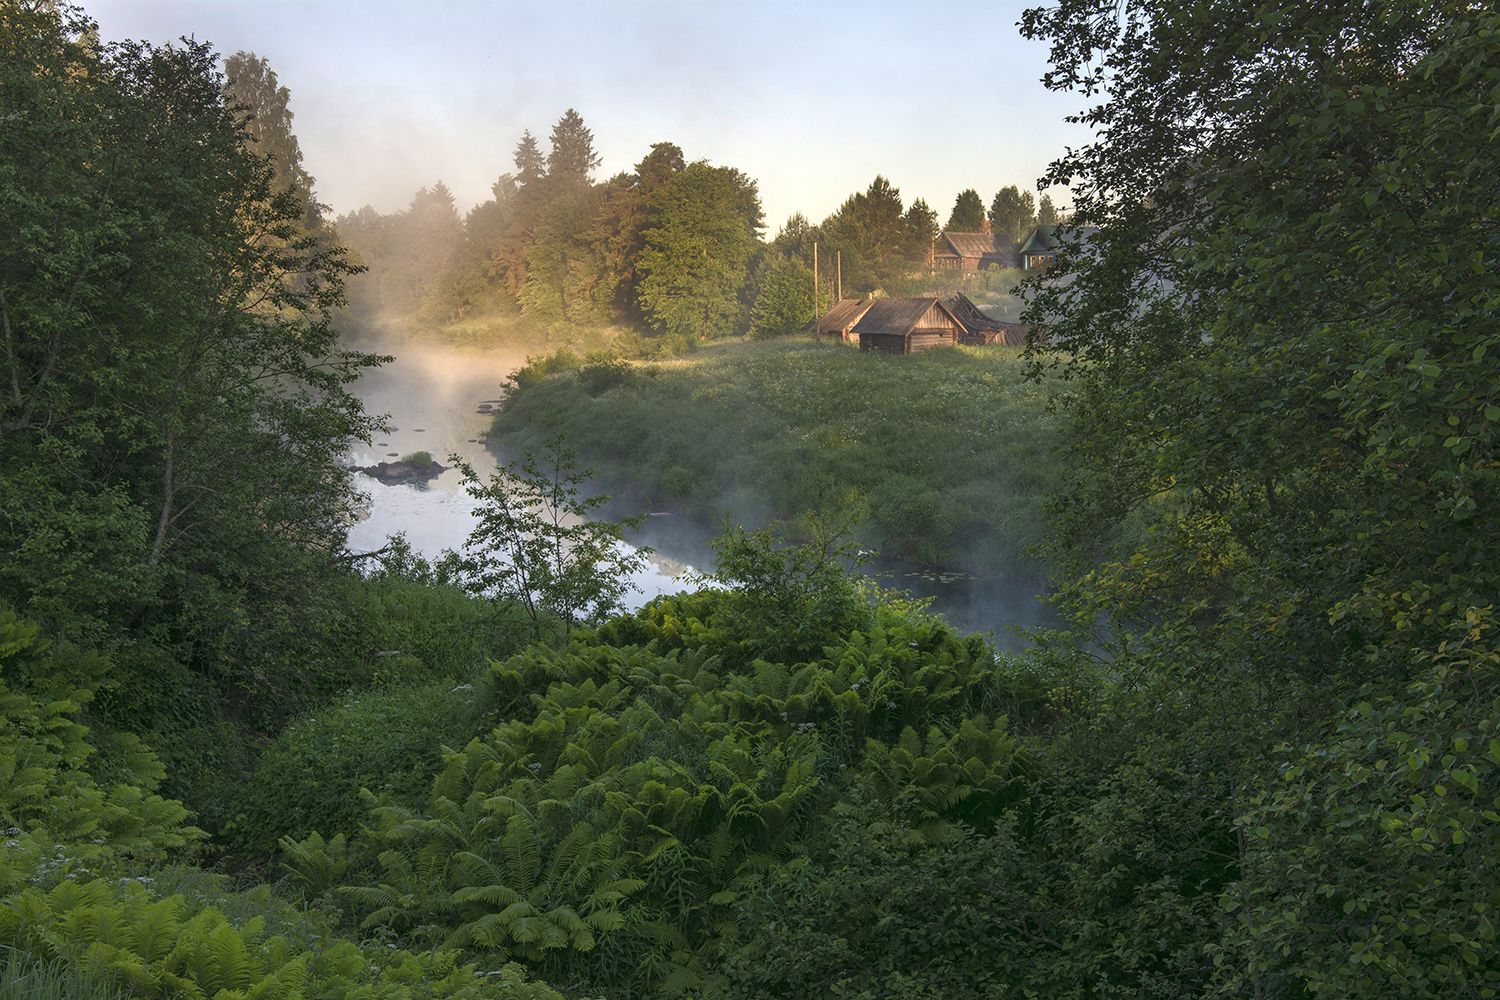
[
  {"x1": 943, "y1": 293, "x2": 1032, "y2": 347},
  {"x1": 816, "y1": 298, "x2": 875, "y2": 342},
  {"x1": 931, "y1": 231, "x2": 1019, "y2": 272},
  {"x1": 852, "y1": 298, "x2": 964, "y2": 354}
]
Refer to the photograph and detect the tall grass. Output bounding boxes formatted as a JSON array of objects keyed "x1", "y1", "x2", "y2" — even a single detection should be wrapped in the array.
[
  {"x1": 0, "y1": 950, "x2": 129, "y2": 1000},
  {"x1": 492, "y1": 339, "x2": 1060, "y2": 573}
]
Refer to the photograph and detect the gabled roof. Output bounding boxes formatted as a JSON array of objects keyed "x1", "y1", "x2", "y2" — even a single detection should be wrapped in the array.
[
  {"x1": 851, "y1": 298, "x2": 961, "y2": 338},
  {"x1": 1019, "y1": 224, "x2": 1060, "y2": 255},
  {"x1": 816, "y1": 298, "x2": 874, "y2": 334},
  {"x1": 942, "y1": 293, "x2": 1004, "y2": 333},
  {"x1": 940, "y1": 231, "x2": 1018, "y2": 260}
]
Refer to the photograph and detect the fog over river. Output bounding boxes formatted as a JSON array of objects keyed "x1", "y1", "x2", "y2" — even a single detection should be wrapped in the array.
[{"x1": 345, "y1": 342, "x2": 1056, "y2": 647}]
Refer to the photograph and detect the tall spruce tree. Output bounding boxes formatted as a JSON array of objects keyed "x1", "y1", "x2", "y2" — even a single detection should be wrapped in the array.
[
  {"x1": 946, "y1": 188, "x2": 986, "y2": 231},
  {"x1": 546, "y1": 108, "x2": 601, "y2": 191}
]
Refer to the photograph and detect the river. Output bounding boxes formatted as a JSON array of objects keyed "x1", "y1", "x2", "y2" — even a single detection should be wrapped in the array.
[{"x1": 345, "y1": 341, "x2": 1055, "y2": 647}]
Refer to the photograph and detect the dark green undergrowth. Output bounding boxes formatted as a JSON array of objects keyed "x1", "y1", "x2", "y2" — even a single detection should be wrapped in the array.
[{"x1": 492, "y1": 339, "x2": 1060, "y2": 572}]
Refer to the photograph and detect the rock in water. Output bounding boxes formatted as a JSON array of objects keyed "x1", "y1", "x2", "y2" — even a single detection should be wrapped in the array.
[{"x1": 359, "y1": 459, "x2": 446, "y2": 486}]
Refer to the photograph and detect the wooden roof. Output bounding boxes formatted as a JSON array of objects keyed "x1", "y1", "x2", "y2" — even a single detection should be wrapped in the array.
[
  {"x1": 1019, "y1": 224, "x2": 1060, "y2": 255},
  {"x1": 851, "y1": 298, "x2": 961, "y2": 338},
  {"x1": 816, "y1": 298, "x2": 874, "y2": 334},
  {"x1": 943, "y1": 293, "x2": 1004, "y2": 333},
  {"x1": 940, "y1": 231, "x2": 1018, "y2": 262}
]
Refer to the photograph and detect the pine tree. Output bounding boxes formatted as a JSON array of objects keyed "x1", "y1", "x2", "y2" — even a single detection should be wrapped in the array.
[
  {"x1": 946, "y1": 189, "x2": 986, "y2": 231},
  {"x1": 514, "y1": 130, "x2": 546, "y2": 192},
  {"x1": 547, "y1": 108, "x2": 601, "y2": 190}
]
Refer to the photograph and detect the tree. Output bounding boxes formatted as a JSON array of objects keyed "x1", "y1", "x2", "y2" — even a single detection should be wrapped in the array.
[
  {"x1": 636, "y1": 161, "x2": 763, "y2": 341},
  {"x1": 222, "y1": 51, "x2": 319, "y2": 225},
  {"x1": 903, "y1": 197, "x2": 939, "y2": 257},
  {"x1": 819, "y1": 176, "x2": 922, "y2": 295},
  {"x1": 749, "y1": 253, "x2": 813, "y2": 338},
  {"x1": 987, "y1": 185, "x2": 1036, "y2": 243},
  {"x1": 514, "y1": 128, "x2": 546, "y2": 192},
  {"x1": 0, "y1": 4, "x2": 380, "y2": 712},
  {"x1": 946, "y1": 188, "x2": 986, "y2": 231},
  {"x1": 1036, "y1": 193, "x2": 1060, "y2": 227},
  {"x1": 451, "y1": 443, "x2": 646, "y2": 640},
  {"x1": 1021, "y1": 1, "x2": 1500, "y2": 993},
  {"x1": 546, "y1": 108, "x2": 601, "y2": 191}
]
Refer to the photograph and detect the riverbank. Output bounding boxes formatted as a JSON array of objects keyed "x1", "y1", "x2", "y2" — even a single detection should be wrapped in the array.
[{"x1": 490, "y1": 339, "x2": 1061, "y2": 577}]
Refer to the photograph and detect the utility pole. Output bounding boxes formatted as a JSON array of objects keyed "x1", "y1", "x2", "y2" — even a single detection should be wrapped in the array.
[
  {"x1": 836, "y1": 251, "x2": 842, "y2": 303},
  {"x1": 812, "y1": 242, "x2": 819, "y2": 340}
]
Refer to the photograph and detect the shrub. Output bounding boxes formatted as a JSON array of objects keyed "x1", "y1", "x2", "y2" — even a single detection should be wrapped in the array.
[
  {"x1": 399, "y1": 450, "x2": 435, "y2": 465},
  {"x1": 225, "y1": 680, "x2": 479, "y2": 860}
]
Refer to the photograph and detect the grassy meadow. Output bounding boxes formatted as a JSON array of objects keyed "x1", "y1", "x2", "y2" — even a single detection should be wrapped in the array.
[{"x1": 491, "y1": 339, "x2": 1060, "y2": 572}]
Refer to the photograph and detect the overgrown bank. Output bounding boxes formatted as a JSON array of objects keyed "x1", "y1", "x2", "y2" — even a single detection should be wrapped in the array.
[{"x1": 491, "y1": 339, "x2": 1061, "y2": 574}]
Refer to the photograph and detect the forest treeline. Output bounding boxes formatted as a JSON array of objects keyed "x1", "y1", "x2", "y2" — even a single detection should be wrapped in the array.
[
  {"x1": 2, "y1": 1, "x2": 1498, "y2": 998},
  {"x1": 332, "y1": 108, "x2": 1054, "y2": 345}
]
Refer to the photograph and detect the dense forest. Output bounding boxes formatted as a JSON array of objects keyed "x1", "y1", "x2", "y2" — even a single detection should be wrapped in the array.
[{"x1": 2, "y1": 1, "x2": 1498, "y2": 998}]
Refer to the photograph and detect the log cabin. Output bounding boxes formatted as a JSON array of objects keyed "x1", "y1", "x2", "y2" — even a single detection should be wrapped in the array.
[
  {"x1": 815, "y1": 298, "x2": 875, "y2": 343},
  {"x1": 852, "y1": 298, "x2": 965, "y2": 354},
  {"x1": 931, "y1": 231, "x2": 1019, "y2": 272}
]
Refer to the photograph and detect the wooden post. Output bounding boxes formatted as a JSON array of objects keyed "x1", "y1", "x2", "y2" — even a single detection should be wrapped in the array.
[
  {"x1": 836, "y1": 251, "x2": 842, "y2": 303},
  {"x1": 812, "y1": 242, "x2": 819, "y2": 341}
]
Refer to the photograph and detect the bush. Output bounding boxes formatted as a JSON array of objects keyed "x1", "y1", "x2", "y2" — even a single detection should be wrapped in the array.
[
  {"x1": 225, "y1": 680, "x2": 480, "y2": 860},
  {"x1": 399, "y1": 450, "x2": 435, "y2": 465}
]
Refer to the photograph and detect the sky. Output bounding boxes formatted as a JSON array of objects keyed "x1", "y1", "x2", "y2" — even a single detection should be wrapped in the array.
[{"x1": 85, "y1": 0, "x2": 1091, "y2": 230}]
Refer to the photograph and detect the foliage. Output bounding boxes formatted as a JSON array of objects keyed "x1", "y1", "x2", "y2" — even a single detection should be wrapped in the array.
[
  {"x1": 0, "y1": 876, "x2": 563, "y2": 999},
  {"x1": 818, "y1": 176, "x2": 930, "y2": 295},
  {"x1": 748, "y1": 252, "x2": 813, "y2": 338},
  {"x1": 0, "y1": 612, "x2": 200, "y2": 896},
  {"x1": 222, "y1": 50, "x2": 320, "y2": 224},
  {"x1": 225, "y1": 681, "x2": 481, "y2": 860},
  {"x1": 0, "y1": 950, "x2": 130, "y2": 1000},
  {"x1": 987, "y1": 184, "x2": 1037, "y2": 243},
  {"x1": 1018, "y1": 0, "x2": 1500, "y2": 993},
  {"x1": 451, "y1": 442, "x2": 648, "y2": 641},
  {"x1": 493, "y1": 339, "x2": 1060, "y2": 574},
  {"x1": 636, "y1": 162, "x2": 764, "y2": 342},
  {"x1": 301, "y1": 557, "x2": 1038, "y2": 996},
  {"x1": 945, "y1": 188, "x2": 987, "y2": 231}
]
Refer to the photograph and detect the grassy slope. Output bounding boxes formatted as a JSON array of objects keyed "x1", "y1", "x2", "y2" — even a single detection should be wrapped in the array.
[{"x1": 492, "y1": 339, "x2": 1059, "y2": 573}]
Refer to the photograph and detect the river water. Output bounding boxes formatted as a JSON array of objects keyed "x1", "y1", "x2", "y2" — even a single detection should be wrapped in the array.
[{"x1": 345, "y1": 342, "x2": 1055, "y2": 647}]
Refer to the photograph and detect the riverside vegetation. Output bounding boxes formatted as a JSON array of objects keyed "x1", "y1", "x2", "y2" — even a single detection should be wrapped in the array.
[
  {"x1": 3, "y1": 2, "x2": 1498, "y2": 999},
  {"x1": 492, "y1": 340, "x2": 1062, "y2": 574}
]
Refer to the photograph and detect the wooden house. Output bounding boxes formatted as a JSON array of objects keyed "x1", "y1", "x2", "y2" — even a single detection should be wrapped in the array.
[
  {"x1": 1019, "y1": 224, "x2": 1098, "y2": 271},
  {"x1": 931, "y1": 231, "x2": 1019, "y2": 272},
  {"x1": 943, "y1": 293, "x2": 1033, "y2": 347},
  {"x1": 852, "y1": 298, "x2": 965, "y2": 354},
  {"x1": 1018, "y1": 224, "x2": 1060, "y2": 270},
  {"x1": 816, "y1": 298, "x2": 875, "y2": 342}
]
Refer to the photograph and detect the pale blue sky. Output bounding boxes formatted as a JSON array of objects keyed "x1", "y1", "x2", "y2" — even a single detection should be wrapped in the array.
[{"x1": 86, "y1": 0, "x2": 1089, "y2": 230}]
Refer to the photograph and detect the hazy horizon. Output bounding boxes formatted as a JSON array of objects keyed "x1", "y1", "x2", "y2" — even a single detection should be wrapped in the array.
[{"x1": 85, "y1": 0, "x2": 1089, "y2": 228}]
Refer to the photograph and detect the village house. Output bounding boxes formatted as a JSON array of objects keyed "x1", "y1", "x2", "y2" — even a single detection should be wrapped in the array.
[
  {"x1": 1018, "y1": 223, "x2": 1099, "y2": 271},
  {"x1": 815, "y1": 298, "x2": 874, "y2": 343},
  {"x1": 931, "y1": 231, "x2": 1019, "y2": 272},
  {"x1": 850, "y1": 298, "x2": 966, "y2": 354}
]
